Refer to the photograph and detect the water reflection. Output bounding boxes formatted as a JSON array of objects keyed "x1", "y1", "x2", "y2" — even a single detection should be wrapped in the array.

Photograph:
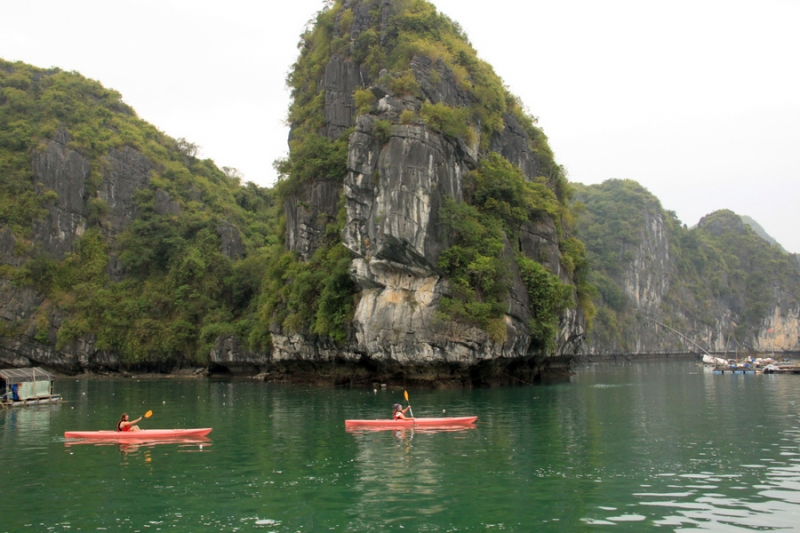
[
  {"x1": 0, "y1": 404, "x2": 60, "y2": 448},
  {"x1": 344, "y1": 427, "x2": 474, "y2": 529}
]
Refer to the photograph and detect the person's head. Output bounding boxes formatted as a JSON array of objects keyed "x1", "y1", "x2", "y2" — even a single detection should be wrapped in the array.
[
  {"x1": 120, "y1": 413, "x2": 129, "y2": 421},
  {"x1": 394, "y1": 403, "x2": 402, "y2": 412}
]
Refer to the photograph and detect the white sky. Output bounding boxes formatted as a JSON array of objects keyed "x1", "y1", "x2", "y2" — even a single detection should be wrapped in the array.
[{"x1": 2, "y1": 0, "x2": 799, "y2": 252}]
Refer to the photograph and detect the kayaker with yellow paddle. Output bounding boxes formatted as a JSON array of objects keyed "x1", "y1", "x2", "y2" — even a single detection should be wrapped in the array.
[
  {"x1": 393, "y1": 404, "x2": 413, "y2": 421},
  {"x1": 393, "y1": 390, "x2": 414, "y2": 420},
  {"x1": 117, "y1": 410, "x2": 152, "y2": 432}
]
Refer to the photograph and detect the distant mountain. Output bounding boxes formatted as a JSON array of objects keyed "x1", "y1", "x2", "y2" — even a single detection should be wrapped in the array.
[
  {"x1": 740, "y1": 215, "x2": 786, "y2": 252},
  {"x1": 573, "y1": 180, "x2": 800, "y2": 356}
]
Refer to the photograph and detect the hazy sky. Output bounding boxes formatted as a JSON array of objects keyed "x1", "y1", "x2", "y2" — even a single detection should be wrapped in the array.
[{"x1": 2, "y1": 0, "x2": 799, "y2": 252}]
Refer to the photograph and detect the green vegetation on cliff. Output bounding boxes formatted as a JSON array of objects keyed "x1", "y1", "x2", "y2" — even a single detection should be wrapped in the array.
[
  {"x1": 253, "y1": 199, "x2": 357, "y2": 347},
  {"x1": 437, "y1": 153, "x2": 580, "y2": 347},
  {"x1": 0, "y1": 59, "x2": 280, "y2": 365}
]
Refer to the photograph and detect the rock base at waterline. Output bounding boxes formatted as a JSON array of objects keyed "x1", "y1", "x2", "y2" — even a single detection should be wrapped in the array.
[{"x1": 224, "y1": 355, "x2": 573, "y2": 387}]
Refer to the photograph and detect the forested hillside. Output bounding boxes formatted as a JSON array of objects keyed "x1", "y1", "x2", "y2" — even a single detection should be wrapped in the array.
[
  {"x1": 0, "y1": 59, "x2": 281, "y2": 370},
  {"x1": 574, "y1": 179, "x2": 800, "y2": 355},
  {"x1": 3, "y1": 1, "x2": 797, "y2": 377},
  {"x1": 1, "y1": 0, "x2": 594, "y2": 380}
]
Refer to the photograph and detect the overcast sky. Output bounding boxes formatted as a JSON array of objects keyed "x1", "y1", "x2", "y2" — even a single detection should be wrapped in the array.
[{"x1": 2, "y1": 0, "x2": 799, "y2": 252}]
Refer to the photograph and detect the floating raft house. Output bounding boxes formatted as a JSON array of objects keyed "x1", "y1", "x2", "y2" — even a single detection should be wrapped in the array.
[{"x1": 0, "y1": 367, "x2": 61, "y2": 407}]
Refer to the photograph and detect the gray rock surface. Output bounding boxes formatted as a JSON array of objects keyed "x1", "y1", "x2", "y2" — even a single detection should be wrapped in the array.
[
  {"x1": 285, "y1": 180, "x2": 343, "y2": 261},
  {"x1": 98, "y1": 147, "x2": 154, "y2": 234},
  {"x1": 217, "y1": 220, "x2": 244, "y2": 261},
  {"x1": 210, "y1": 336, "x2": 267, "y2": 373},
  {"x1": 154, "y1": 189, "x2": 181, "y2": 216},
  {"x1": 410, "y1": 55, "x2": 472, "y2": 108},
  {"x1": 519, "y1": 218, "x2": 563, "y2": 278},
  {"x1": 31, "y1": 131, "x2": 90, "y2": 258},
  {"x1": 343, "y1": 117, "x2": 464, "y2": 269},
  {"x1": 490, "y1": 113, "x2": 541, "y2": 183},
  {"x1": 323, "y1": 55, "x2": 370, "y2": 140},
  {"x1": 106, "y1": 253, "x2": 125, "y2": 282},
  {"x1": 0, "y1": 227, "x2": 23, "y2": 267},
  {"x1": 0, "y1": 279, "x2": 45, "y2": 324},
  {"x1": 0, "y1": 334, "x2": 116, "y2": 373}
]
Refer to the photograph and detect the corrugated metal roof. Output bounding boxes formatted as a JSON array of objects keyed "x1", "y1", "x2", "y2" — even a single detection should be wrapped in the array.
[{"x1": 0, "y1": 367, "x2": 56, "y2": 383}]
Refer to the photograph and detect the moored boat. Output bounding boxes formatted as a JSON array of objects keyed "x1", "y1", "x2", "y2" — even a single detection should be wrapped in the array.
[
  {"x1": 64, "y1": 428, "x2": 212, "y2": 439},
  {"x1": 702, "y1": 354, "x2": 727, "y2": 366},
  {"x1": 345, "y1": 416, "x2": 477, "y2": 429}
]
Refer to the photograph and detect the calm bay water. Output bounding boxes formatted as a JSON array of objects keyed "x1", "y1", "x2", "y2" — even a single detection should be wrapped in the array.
[{"x1": 2, "y1": 360, "x2": 799, "y2": 532}]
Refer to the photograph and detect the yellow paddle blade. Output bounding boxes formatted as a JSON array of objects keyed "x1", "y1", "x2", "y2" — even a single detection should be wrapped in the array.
[
  {"x1": 144, "y1": 410, "x2": 153, "y2": 418},
  {"x1": 404, "y1": 390, "x2": 409, "y2": 402}
]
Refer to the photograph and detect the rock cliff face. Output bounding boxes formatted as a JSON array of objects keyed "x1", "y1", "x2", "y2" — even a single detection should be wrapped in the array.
[
  {"x1": 575, "y1": 181, "x2": 800, "y2": 357},
  {"x1": 275, "y1": 0, "x2": 586, "y2": 384},
  {"x1": 0, "y1": 130, "x2": 153, "y2": 372},
  {"x1": 285, "y1": 179, "x2": 342, "y2": 261},
  {"x1": 0, "y1": 127, "x2": 247, "y2": 373},
  {"x1": 99, "y1": 147, "x2": 154, "y2": 234},
  {"x1": 27, "y1": 132, "x2": 157, "y2": 259},
  {"x1": 30, "y1": 130, "x2": 91, "y2": 258}
]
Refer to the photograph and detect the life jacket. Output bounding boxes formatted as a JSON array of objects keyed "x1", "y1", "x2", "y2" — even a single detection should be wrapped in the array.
[
  {"x1": 117, "y1": 421, "x2": 130, "y2": 432},
  {"x1": 394, "y1": 411, "x2": 402, "y2": 420}
]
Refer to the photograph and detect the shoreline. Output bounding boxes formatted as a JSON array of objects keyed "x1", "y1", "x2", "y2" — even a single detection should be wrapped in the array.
[
  {"x1": 36, "y1": 356, "x2": 575, "y2": 388},
  {"x1": 13, "y1": 351, "x2": 799, "y2": 386}
]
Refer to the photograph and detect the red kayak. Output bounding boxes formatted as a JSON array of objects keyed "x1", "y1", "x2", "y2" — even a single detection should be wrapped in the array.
[
  {"x1": 64, "y1": 437, "x2": 210, "y2": 447},
  {"x1": 64, "y1": 428, "x2": 212, "y2": 439},
  {"x1": 345, "y1": 416, "x2": 477, "y2": 429}
]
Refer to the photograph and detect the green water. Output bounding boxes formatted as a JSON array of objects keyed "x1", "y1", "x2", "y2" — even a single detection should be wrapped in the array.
[{"x1": 2, "y1": 360, "x2": 799, "y2": 532}]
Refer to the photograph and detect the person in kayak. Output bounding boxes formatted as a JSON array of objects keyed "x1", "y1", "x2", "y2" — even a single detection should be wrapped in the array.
[
  {"x1": 117, "y1": 413, "x2": 143, "y2": 432},
  {"x1": 393, "y1": 403, "x2": 413, "y2": 420}
]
